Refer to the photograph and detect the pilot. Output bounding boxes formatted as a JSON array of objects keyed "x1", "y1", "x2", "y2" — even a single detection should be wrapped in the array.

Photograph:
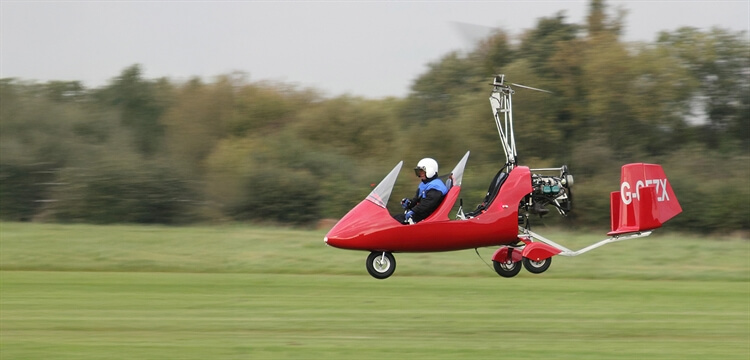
[{"x1": 394, "y1": 158, "x2": 448, "y2": 224}]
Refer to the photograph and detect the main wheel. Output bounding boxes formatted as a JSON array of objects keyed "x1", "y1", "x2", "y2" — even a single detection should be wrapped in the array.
[
  {"x1": 493, "y1": 259, "x2": 522, "y2": 278},
  {"x1": 523, "y1": 256, "x2": 552, "y2": 274},
  {"x1": 366, "y1": 252, "x2": 396, "y2": 279}
]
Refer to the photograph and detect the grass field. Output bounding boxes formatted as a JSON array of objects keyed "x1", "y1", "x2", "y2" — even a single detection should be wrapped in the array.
[{"x1": 1, "y1": 222, "x2": 748, "y2": 359}]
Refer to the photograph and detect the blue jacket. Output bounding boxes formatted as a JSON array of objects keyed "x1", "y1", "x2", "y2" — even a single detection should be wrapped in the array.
[
  {"x1": 417, "y1": 177, "x2": 448, "y2": 199},
  {"x1": 404, "y1": 176, "x2": 448, "y2": 223}
]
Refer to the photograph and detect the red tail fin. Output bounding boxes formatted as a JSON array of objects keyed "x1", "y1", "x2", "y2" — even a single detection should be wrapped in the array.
[{"x1": 608, "y1": 163, "x2": 682, "y2": 236}]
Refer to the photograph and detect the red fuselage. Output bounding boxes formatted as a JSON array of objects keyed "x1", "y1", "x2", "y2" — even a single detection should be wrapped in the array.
[{"x1": 325, "y1": 167, "x2": 532, "y2": 252}]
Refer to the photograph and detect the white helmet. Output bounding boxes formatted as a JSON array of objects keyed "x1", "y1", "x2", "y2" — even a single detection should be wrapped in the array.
[{"x1": 415, "y1": 158, "x2": 439, "y2": 178}]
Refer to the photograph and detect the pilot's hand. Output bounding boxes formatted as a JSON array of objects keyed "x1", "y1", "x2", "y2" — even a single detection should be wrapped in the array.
[
  {"x1": 401, "y1": 198, "x2": 412, "y2": 209},
  {"x1": 404, "y1": 210, "x2": 414, "y2": 221}
]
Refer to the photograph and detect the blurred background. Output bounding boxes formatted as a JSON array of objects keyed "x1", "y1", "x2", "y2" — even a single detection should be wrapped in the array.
[{"x1": 1, "y1": 0, "x2": 748, "y2": 233}]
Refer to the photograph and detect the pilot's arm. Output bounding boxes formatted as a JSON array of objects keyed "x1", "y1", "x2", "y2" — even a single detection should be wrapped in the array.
[{"x1": 409, "y1": 189, "x2": 445, "y2": 222}]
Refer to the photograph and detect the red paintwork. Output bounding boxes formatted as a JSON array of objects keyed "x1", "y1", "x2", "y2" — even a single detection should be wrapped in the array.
[
  {"x1": 521, "y1": 242, "x2": 562, "y2": 261},
  {"x1": 492, "y1": 246, "x2": 524, "y2": 263},
  {"x1": 325, "y1": 167, "x2": 532, "y2": 252},
  {"x1": 608, "y1": 163, "x2": 682, "y2": 235}
]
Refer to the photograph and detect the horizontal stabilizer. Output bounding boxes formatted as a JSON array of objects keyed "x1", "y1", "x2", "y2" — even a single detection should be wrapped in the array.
[{"x1": 608, "y1": 163, "x2": 681, "y2": 236}]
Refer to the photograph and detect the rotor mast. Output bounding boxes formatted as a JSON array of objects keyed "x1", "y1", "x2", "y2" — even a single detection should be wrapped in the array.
[
  {"x1": 490, "y1": 75, "x2": 517, "y2": 169},
  {"x1": 489, "y1": 75, "x2": 552, "y2": 169}
]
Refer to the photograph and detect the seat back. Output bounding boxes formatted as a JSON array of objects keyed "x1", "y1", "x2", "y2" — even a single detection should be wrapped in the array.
[
  {"x1": 467, "y1": 168, "x2": 509, "y2": 217},
  {"x1": 442, "y1": 173, "x2": 454, "y2": 190},
  {"x1": 421, "y1": 151, "x2": 470, "y2": 222},
  {"x1": 422, "y1": 175, "x2": 459, "y2": 222}
]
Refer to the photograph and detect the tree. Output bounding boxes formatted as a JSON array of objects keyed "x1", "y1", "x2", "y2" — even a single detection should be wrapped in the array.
[
  {"x1": 95, "y1": 64, "x2": 170, "y2": 156},
  {"x1": 0, "y1": 163, "x2": 52, "y2": 221},
  {"x1": 471, "y1": 29, "x2": 515, "y2": 75},
  {"x1": 403, "y1": 52, "x2": 483, "y2": 124},
  {"x1": 292, "y1": 96, "x2": 399, "y2": 160},
  {"x1": 228, "y1": 80, "x2": 302, "y2": 137},
  {"x1": 518, "y1": 12, "x2": 580, "y2": 77},
  {"x1": 51, "y1": 156, "x2": 198, "y2": 224},
  {"x1": 586, "y1": 0, "x2": 626, "y2": 38},
  {"x1": 161, "y1": 77, "x2": 233, "y2": 176},
  {"x1": 656, "y1": 27, "x2": 750, "y2": 151}
]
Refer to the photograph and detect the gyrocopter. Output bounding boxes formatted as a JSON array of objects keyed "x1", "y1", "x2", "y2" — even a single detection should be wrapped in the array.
[{"x1": 324, "y1": 75, "x2": 682, "y2": 279}]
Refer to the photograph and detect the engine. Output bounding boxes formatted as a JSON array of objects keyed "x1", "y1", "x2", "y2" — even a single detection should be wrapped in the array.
[{"x1": 523, "y1": 166, "x2": 573, "y2": 217}]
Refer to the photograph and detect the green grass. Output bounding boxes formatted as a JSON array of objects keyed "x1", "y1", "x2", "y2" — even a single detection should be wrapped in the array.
[{"x1": 1, "y1": 222, "x2": 748, "y2": 359}]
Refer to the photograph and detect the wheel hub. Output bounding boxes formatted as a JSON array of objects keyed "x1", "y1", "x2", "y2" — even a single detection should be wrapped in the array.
[{"x1": 374, "y1": 256, "x2": 390, "y2": 273}]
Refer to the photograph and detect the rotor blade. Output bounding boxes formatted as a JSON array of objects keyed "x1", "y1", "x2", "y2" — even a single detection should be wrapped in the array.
[
  {"x1": 450, "y1": 21, "x2": 495, "y2": 50},
  {"x1": 510, "y1": 83, "x2": 553, "y2": 94}
]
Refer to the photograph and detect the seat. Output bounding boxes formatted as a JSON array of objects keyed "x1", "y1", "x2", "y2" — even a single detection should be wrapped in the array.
[
  {"x1": 421, "y1": 174, "x2": 459, "y2": 222},
  {"x1": 441, "y1": 173, "x2": 454, "y2": 190},
  {"x1": 421, "y1": 151, "x2": 470, "y2": 222},
  {"x1": 466, "y1": 167, "x2": 509, "y2": 217}
]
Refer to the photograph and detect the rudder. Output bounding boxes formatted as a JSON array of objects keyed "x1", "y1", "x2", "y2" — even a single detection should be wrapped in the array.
[{"x1": 608, "y1": 163, "x2": 681, "y2": 236}]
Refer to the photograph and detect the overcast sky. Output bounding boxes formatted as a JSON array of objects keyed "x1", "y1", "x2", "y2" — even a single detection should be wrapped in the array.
[{"x1": 2, "y1": 1, "x2": 748, "y2": 98}]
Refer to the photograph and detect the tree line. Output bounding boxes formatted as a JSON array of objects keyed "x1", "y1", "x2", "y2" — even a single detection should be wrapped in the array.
[{"x1": 1, "y1": 0, "x2": 748, "y2": 233}]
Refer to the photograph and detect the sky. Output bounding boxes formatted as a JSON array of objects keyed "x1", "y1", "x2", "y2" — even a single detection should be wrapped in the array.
[{"x1": 1, "y1": 1, "x2": 748, "y2": 99}]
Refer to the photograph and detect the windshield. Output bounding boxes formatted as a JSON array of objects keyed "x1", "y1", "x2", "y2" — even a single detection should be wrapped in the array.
[
  {"x1": 447, "y1": 151, "x2": 470, "y2": 187},
  {"x1": 366, "y1": 161, "x2": 403, "y2": 208}
]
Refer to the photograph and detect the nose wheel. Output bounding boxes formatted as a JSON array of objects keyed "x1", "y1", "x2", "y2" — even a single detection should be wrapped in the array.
[{"x1": 366, "y1": 251, "x2": 396, "y2": 279}]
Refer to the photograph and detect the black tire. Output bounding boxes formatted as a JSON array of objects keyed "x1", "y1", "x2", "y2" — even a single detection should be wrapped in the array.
[
  {"x1": 523, "y1": 256, "x2": 552, "y2": 274},
  {"x1": 493, "y1": 259, "x2": 522, "y2": 278},
  {"x1": 366, "y1": 252, "x2": 396, "y2": 280}
]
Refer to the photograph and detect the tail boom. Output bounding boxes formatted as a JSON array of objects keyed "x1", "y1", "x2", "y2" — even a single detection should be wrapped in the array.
[{"x1": 516, "y1": 163, "x2": 680, "y2": 260}]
